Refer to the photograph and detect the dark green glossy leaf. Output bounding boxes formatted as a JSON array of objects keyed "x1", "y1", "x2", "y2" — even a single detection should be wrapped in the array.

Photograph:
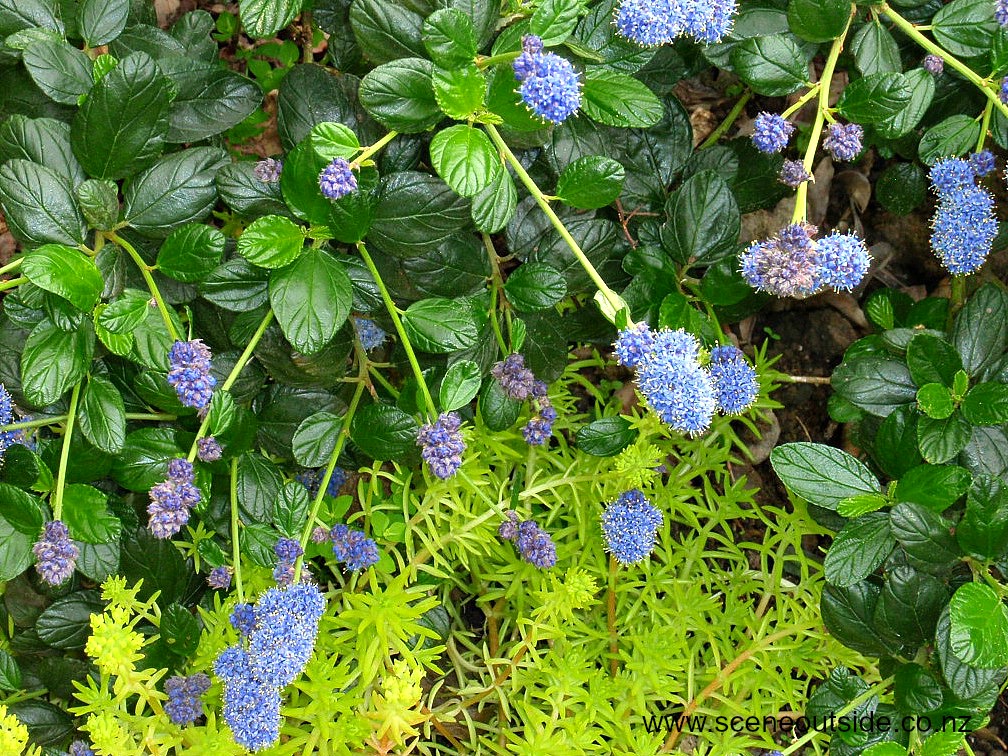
[
  {"x1": 78, "y1": 0, "x2": 129, "y2": 45},
  {"x1": 918, "y1": 115, "x2": 980, "y2": 165},
  {"x1": 439, "y1": 360, "x2": 481, "y2": 413},
  {"x1": 20, "y1": 321, "x2": 93, "y2": 408},
  {"x1": 907, "y1": 333, "x2": 962, "y2": 387},
  {"x1": 470, "y1": 165, "x2": 517, "y2": 233},
  {"x1": 240, "y1": 0, "x2": 301, "y2": 38},
  {"x1": 876, "y1": 162, "x2": 926, "y2": 215},
  {"x1": 22, "y1": 244, "x2": 103, "y2": 311},
  {"x1": 581, "y1": 69, "x2": 662, "y2": 128},
  {"x1": 359, "y1": 58, "x2": 441, "y2": 133},
  {"x1": 368, "y1": 171, "x2": 471, "y2": 258},
  {"x1": 349, "y1": 0, "x2": 425, "y2": 64},
  {"x1": 401, "y1": 297, "x2": 481, "y2": 354},
  {"x1": 771, "y1": 442, "x2": 880, "y2": 510},
  {"x1": 821, "y1": 582, "x2": 895, "y2": 657},
  {"x1": 555, "y1": 155, "x2": 624, "y2": 209},
  {"x1": 236, "y1": 452, "x2": 282, "y2": 524},
  {"x1": 933, "y1": 0, "x2": 998, "y2": 57},
  {"x1": 962, "y1": 382, "x2": 1008, "y2": 426},
  {"x1": 917, "y1": 411, "x2": 972, "y2": 465},
  {"x1": 956, "y1": 475, "x2": 1008, "y2": 560},
  {"x1": 832, "y1": 353, "x2": 916, "y2": 417},
  {"x1": 35, "y1": 591, "x2": 103, "y2": 650},
  {"x1": 949, "y1": 582, "x2": 1008, "y2": 668},
  {"x1": 156, "y1": 223, "x2": 225, "y2": 283},
  {"x1": 167, "y1": 66, "x2": 261, "y2": 143},
  {"x1": 874, "y1": 566, "x2": 947, "y2": 648},
  {"x1": 659, "y1": 169, "x2": 739, "y2": 265},
  {"x1": 429, "y1": 124, "x2": 500, "y2": 198},
  {"x1": 21, "y1": 40, "x2": 93, "y2": 105},
  {"x1": 350, "y1": 402, "x2": 419, "y2": 460},
  {"x1": 274, "y1": 482, "x2": 311, "y2": 538},
  {"x1": 160, "y1": 603, "x2": 201, "y2": 656},
  {"x1": 730, "y1": 34, "x2": 807, "y2": 96},
  {"x1": 575, "y1": 416, "x2": 637, "y2": 456},
  {"x1": 79, "y1": 375, "x2": 126, "y2": 454},
  {"x1": 62, "y1": 484, "x2": 121, "y2": 543},
  {"x1": 786, "y1": 0, "x2": 848, "y2": 42},
  {"x1": 269, "y1": 248, "x2": 352, "y2": 355},
  {"x1": 291, "y1": 410, "x2": 341, "y2": 467},
  {"x1": 837, "y1": 72, "x2": 912, "y2": 123},
  {"x1": 110, "y1": 427, "x2": 183, "y2": 492},
  {"x1": 504, "y1": 262, "x2": 567, "y2": 312},
  {"x1": 0, "y1": 484, "x2": 44, "y2": 534},
  {"x1": 889, "y1": 502, "x2": 960, "y2": 567},
  {"x1": 952, "y1": 284, "x2": 1008, "y2": 379},
  {"x1": 851, "y1": 21, "x2": 901, "y2": 75},
  {"x1": 422, "y1": 8, "x2": 477, "y2": 66},
  {"x1": 893, "y1": 464, "x2": 970, "y2": 512},
  {"x1": 824, "y1": 512, "x2": 894, "y2": 587},
  {"x1": 0, "y1": 159, "x2": 87, "y2": 246}
]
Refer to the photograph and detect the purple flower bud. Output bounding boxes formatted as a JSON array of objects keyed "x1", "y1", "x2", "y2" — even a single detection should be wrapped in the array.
[
  {"x1": 32, "y1": 520, "x2": 78, "y2": 586},
  {"x1": 823, "y1": 123, "x2": 863, "y2": 162},
  {"x1": 922, "y1": 54, "x2": 943, "y2": 74},
  {"x1": 167, "y1": 340, "x2": 216, "y2": 411},
  {"x1": 319, "y1": 157, "x2": 358, "y2": 200},
  {"x1": 752, "y1": 113, "x2": 794, "y2": 154},
  {"x1": 708, "y1": 345, "x2": 759, "y2": 415},
  {"x1": 417, "y1": 412, "x2": 466, "y2": 479},
  {"x1": 253, "y1": 157, "x2": 282, "y2": 183},
  {"x1": 207, "y1": 566, "x2": 232, "y2": 590},
  {"x1": 164, "y1": 673, "x2": 211, "y2": 726},
  {"x1": 197, "y1": 436, "x2": 223, "y2": 462},
  {"x1": 778, "y1": 159, "x2": 811, "y2": 188}
]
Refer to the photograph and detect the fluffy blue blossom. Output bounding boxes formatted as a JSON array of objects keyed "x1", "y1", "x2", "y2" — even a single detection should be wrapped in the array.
[
  {"x1": 601, "y1": 490, "x2": 663, "y2": 565},
  {"x1": 147, "y1": 458, "x2": 201, "y2": 539},
  {"x1": 752, "y1": 113, "x2": 794, "y2": 154},
  {"x1": 274, "y1": 538, "x2": 303, "y2": 564},
  {"x1": 352, "y1": 317, "x2": 387, "y2": 351},
  {"x1": 652, "y1": 327, "x2": 701, "y2": 363},
  {"x1": 513, "y1": 38, "x2": 581, "y2": 124},
  {"x1": 931, "y1": 185, "x2": 997, "y2": 275},
  {"x1": 614, "y1": 323, "x2": 655, "y2": 368},
  {"x1": 164, "y1": 673, "x2": 210, "y2": 726},
  {"x1": 511, "y1": 519, "x2": 557, "y2": 568},
  {"x1": 689, "y1": 0, "x2": 738, "y2": 43},
  {"x1": 822, "y1": 123, "x2": 863, "y2": 162},
  {"x1": 1001, "y1": 75, "x2": 1008, "y2": 105},
  {"x1": 297, "y1": 467, "x2": 347, "y2": 499},
  {"x1": 970, "y1": 150, "x2": 996, "y2": 177},
  {"x1": 167, "y1": 340, "x2": 216, "y2": 411},
  {"x1": 922, "y1": 54, "x2": 943, "y2": 74},
  {"x1": 523, "y1": 404, "x2": 557, "y2": 446},
  {"x1": 197, "y1": 436, "x2": 222, "y2": 462},
  {"x1": 708, "y1": 345, "x2": 759, "y2": 415},
  {"x1": 0, "y1": 383, "x2": 18, "y2": 463},
  {"x1": 641, "y1": 357, "x2": 717, "y2": 435},
  {"x1": 614, "y1": 0, "x2": 679, "y2": 46},
  {"x1": 221, "y1": 674, "x2": 281, "y2": 752},
  {"x1": 998, "y1": 0, "x2": 1008, "y2": 26},
  {"x1": 69, "y1": 742, "x2": 94, "y2": 756},
  {"x1": 329, "y1": 524, "x2": 380, "y2": 571},
  {"x1": 739, "y1": 223, "x2": 820, "y2": 298},
  {"x1": 779, "y1": 159, "x2": 810, "y2": 188},
  {"x1": 253, "y1": 157, "x2": 282, "y2": 183},
  {"x1": 492, "y1": 353, "x2": 538, "y2": 400},
  {"x1": 815, "y1": 232, "x2": 871, "y2": 291},
  {"x1": 929, "y1": 157, "x2": 976, "y2": 198},
  {"x1": 498, "y1": 511, "x2": 520, "y2": 541},
  {"x1": 207, "y1": 566, "x2": 232, "y2": 590},
  {"x1": 417, "y1": 411, "x2": 466, "y2": 479},
  {"x1": 247, "y1": 582, "x2": 326, "y2": 687},
  {"x1": 32, "y1": 520, "x2": 78, "y2": 586},
  {"x1": 214, "y1": 645, "x2": 252, "y2": 679},
  {"x1": 230, "y1": 604, "x2": 256, "y2": 636},
  {"x1": 319, "y1": 157, "x2": 357, "y2": 200}
]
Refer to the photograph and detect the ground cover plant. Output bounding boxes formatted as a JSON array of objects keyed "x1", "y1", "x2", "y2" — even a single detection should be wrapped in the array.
[{"x1": 0, "y1": 0, "x2": 1007, "y2": 753}]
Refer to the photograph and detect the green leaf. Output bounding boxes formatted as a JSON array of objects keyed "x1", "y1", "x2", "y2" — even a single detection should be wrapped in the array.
[
  {"x1": 730, "y1": 34, "x2": 807, "y2": 96},
  {"x1": 236, "y1": 452, "x2": 282, "y2": 524},
  {"x1": 917, "y1": 383, "x2": 955, "y2": 420},
  {"x1": 429, "y1": 124, "x2": 500, "y2": 198},
  {"x1": 35, "y1": 591, "x2": 103, "y2": 650},
  {"x1": 0, "y1": 484, "x2": 45, "y2": 534},
  {"x1": 555, "y1": 156, "x2": 624, "y2": 209},
  {"x1": 0, "y1": 115, "x2": 85, "y2": 186},
  {"x1": 79, "y1": 375, "x2": 126, "y2": 454},
  {"x1": 0, "y1": 649, "x2": 22, "y2": 692},
  {"x1": 240, "y1": 0, "x2": 302, "y2": 38},
  {"x1": 156, "y1": 224, "x2": 225, "y2": 283},
  {"x1": 22, "y1": 244, "x2": 103, "y2": 311},
  {"x1": 431, "y1": 64, "x2": 486, "y2": 120},
  {"x1": 876, "y1": 69, "x2": 934, "y2": 139},
  {"x1": 367, "y1": 171, "x2": 471, "y2": 259},
  {"x1": 269, "y1": 248, "x2": 353, "y2": 355},
  {"x1": 350, "y1": 403, "x2": 420, "y2": 461},
  {"x1": 581, "y1": 69, "x2": 662, "y2": 128},
  {"x1": 876, "y1": 162, "x2": 925, "y2": 215},
  {"x1": 122, "y1": 147, "x2": 226, "y2": 237},
  {"x1": 273, "y1": 482, "x2": 311, "y2": 539},
  {"x1": 21, "y1": 40, "x2": 93, "y2": 105},
  {"x1": 238, "y1": 214, "x2": 305, "y2": 269},
  {"x1": 471, "y1": 165, "x2": 517, "y2": 233},
  {"x1": 168, "y1": 67, "x2": 261, "y2": 143},
  {"x1": 291, "y1": 410, "x2": 341, "y2": 467},
  {"x1": 821, "y1": 583, "x2": 896, "y2": 657},
  {"x1": 160, "y1": 604, "x2": 201, "y2": 657},
  {"x1": 907, "y1": 333, "x2": 962, "y2": 387},
  {"x1": 917, "y1": 411, "x2": 972, "y2": 464},
  {"x1": 935, "y1": 605, "x2": 1006, "y2": 710},
  {"x1": 957, "y1": 475, "x2": 1008, "y2": 560},
  {"x1": 20, "y1": 321, "x2": 93, "y2": 407},
  {"x1": 920, "y1": 730, "x2": 967, "y2": 756},
  {"x1": 401, "y1": 297, "x2": 481, "y2": 354},
  {"x1": 309, "y1": 121, "x2": 360, "y2": 161},
  {"x1": 62, "y1": 484, "x2": 121, "y2": 543},
  {"x1": 97, "y1": 289, "x2": 150, "y2": 333},
  {"x1": 200, "y1": 257, "x2": 270, "y2": 312},
  {"x1": 933, "y1": 0, "x2": 998, "y2": 57},
  {"x1": 0, "y1": 513, "x2": 32, "y2": 582},
  {"x1": 0, "y1": 0, "x2": 63, "y2": 36},
  {"x1": 71, "y1": 52, "x2": 174, "y2": 180},
  {"x1": 439, "y1": 360, "x2": 481, "y2": 413},
  {"x1": 358, "y1": 58, "x2": 441, "y2": 133},
  {"x1": 0, "y1": 159, "x2": 87, "y2": 246},
  {"x1": 422, "y1": 8, "x2": 477, "y2": 66},
  {"x1": 770, "y1": 442, "x2": 880, "y2": 510},
  {"x1": 875, "y1": 566, "x2": 948, "y2": 648},
  {"x1": 952, "y1": 284, "x2": 1008, "y2": 378},
  {"x1": 893, "y1": 464, "x2": 971, "y2": 512},
  {"x1": 962, "y1": 382, "x2": 1008, "y2": 426},
  {"x1": 837, "y1": 72, "x2": 912, "y2": 123},
  {"x1": 659, "y1": 170, "x2": 740, "y2": 265},
  {"x1": 918, "y1": 115, "x2": 980, "y2": 165},
  {"x1": 530, "y1": 0, "x2": 584, "y2": 45},
  {"x1": 504, "y1": 262, "x2": 567, "y2": 312},
  {"x1": 862, "y1": 744, "x2": 907, "y2": 756},
  {"x1": 576, "y1": 416, "x2": 637, "y2": 457},
  {"x1": 836, "y1": 493, "x2": 889, "y2": 518},
  {"x1": 850, "y1": 21, "x2": 901, "y2": 75},
  {"x1": 479, "y1": 379, "x2": 521, "y2": 431},
  {"x1": 78, "y1": 0, "x2": 128, "y2": 46},
  {"x1": 949, "y1": 582, "x2": 1008, "y2": 668},
  {"x1": 894, "y1": 663, "x2": 943, "y2": 716},
  {"x1": 349, "y1": 0, "x2": 425, "y2": 64},
  {"x1": 889, "y1": 502, "x2": 961, "y2": 567},
  {"x1": 832, "y1": 353, "x2": 916, "y2": 416},
  {"x1": 76, "y1": 179, "x2": 120, "y2": 231},
  {"x1": 786, "y1": 0, "x2": 848, "y2": 42},
  {"x1": 824, "y1": 512, "x2": 895, "y2": 587},
  {"x1": 111, "y1": 427, "x2": 183, "y2": 492}
]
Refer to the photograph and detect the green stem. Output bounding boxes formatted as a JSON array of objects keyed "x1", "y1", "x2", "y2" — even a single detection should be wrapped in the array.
[
  {"x1": 793, "y1": 7, "x2": 855, "y2": 224},
  {"x1": 186, "y1": 310, "x2": 275, "y2": 463},
  {"x1": 106, "y1": 232, "x2": 179, "y2": 342},
  {"x1": 0, "y1": 257, "x2": 23, "y2": 277},
  {"x1": 880, "y1": 3, "x2": 1008, "y2": 120},
  {"x1": 0, "y1": 412, "x2": 174, "y2": 433},
  {"x1": 949, "y1": 276, "x2": 967, "y2": 330},
  {"x1": 484, "y1": 123, "x2": 628, "y2": 325},
  {"x1": 699, "y1": 89, "x2": 753, "y2": 149},
  {"x1": 482, "y1": 233, "x2": 510, "y2": 354},
  {"x1": 352, "y1": 131, "x2": 398, "y2": 167},
  {"x1": 780, "y1": 84, "x2": 821, "y2": 119},
  {"x1": 476, "y1": 51, "x2": 520, "y2": 69},
  {"x1": 0, "y1": 276, "x2": 27, "y2": 292},
  {"x1": 977, "y1": 100, "x2": 993, "y2": 152},
  {"x1": 52, "y1": 382, "x2": 82, "y2": 521},
  {"x1": 124, "y1": 412, "x2": 177, "y2": 421},
  {"x1": 779, "y1": 677, "x2": 894, "y2": 755},
  {"x1": 356, "y1": 241, "x2": 437, "y2": 417},
  {"x1": 368, "y1": 366, "x2": 400, "y2": 398},
  {"x1": 293, "y1": 379, "x2": 365, "y2": 582},
  {"x1": 229, "y1": 457, "x2": 244, "y2": 603}
]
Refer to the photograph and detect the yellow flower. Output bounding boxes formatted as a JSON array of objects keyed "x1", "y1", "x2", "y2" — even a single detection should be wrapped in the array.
[
  {"x1": 367, "y1": 660, "x2": 426, "y2": 746},
  {"x1": 0, "y1": 704, "x2": 28, "y2": 754},
  {"x1": 85, "y1": 606, "x2": 145, "y2": 679}
]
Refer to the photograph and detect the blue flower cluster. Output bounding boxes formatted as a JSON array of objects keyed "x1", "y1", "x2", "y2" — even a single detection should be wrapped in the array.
[
  {"x1": 708, "y1": 346, "x2": 759, "y2": 415},
  {"x1": 822, "y1": 123, "x2": 863, "y2": 162},
  {"x1": 69, "y1": 741, "x2": 94, "y2": 756},
  {"x1": 740, "y1": 223, "x2": 871, "y2": 297},
  {"x1": 615, "y1": 0, "x2": 738, "y2": 46},
  {"x1": 970, "y1": 150, "x2": 996, "y2": 177},
  {"x1": 214, "y1": 582, "x2": 326, "y2": 751},
  {"x1": 297, "y1": 466, "x2": 347, "y2": 499},
  {"x1": 352, "y1": 317, "x2": 387, "y2": 351},
  {"x1": 0, "y1": 383, "x2": 23, "y2": 464},
  {"x1": 999, "y1": 0, "x2": 1008, "y2": 26},
  {"x1": 253, "y1": 157, "x2": 282, "y2": 183},
  {"x1": 197, "y1": 436, "x2": 222, "y2": 462},
  {"x1": 601, "y1": 490, "x2": 663, "y2": 565},
  {"x1": 329, "y1": 524, "x2": 380, "y2": 571},
  {"x1": 167, "y1": 340, "x2": 216, "y2": 411},
  {"x1": 614, "y1": 322, "x2": 655, "y2": 368},
  {"x1": 273, "y1": 537, "x2": 303, "y2": 585},
  {"x1": 32, "y1": 520, "x2": 78, "y2": 586},
  {"x1": 207, "y1": 566, "x2": 232, "y2": 590},
  {"x1": 164, "y1": 673, "x2": 210, "y2": 726},
  {"x1": 492, "y1": 353, "x2": 557, "y2": 446},
  {"x1": 928, "y1": 157, "x2": 997, "y2": 276},
  {"x1": 751, "y1": 113, "x2": 794, "y2": 154},
  {"x1": 417, "y1": 411, "x2": 466, "y2": 479},
  {"x1": 147, "y1": 458, "x2": 201, "y2": 539},
  {"x1": 319, "y1": 157, "x2": 357, "y2": 200},
  {"x1": 513, "y1": 35, "x2": 581, "y2": 124},
  {"x1": 779, "y1": 159, "x2": 810, "y2": 188},
  {"x1": 499, "y1": 511, "x2": 557, "y2": 568},
  {"x1": 922, "y1": 54, "x2": 943, "y2": 75},
  {"x1": 1001, "y1": 75, "x2": 1008, "y2": 105}
]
